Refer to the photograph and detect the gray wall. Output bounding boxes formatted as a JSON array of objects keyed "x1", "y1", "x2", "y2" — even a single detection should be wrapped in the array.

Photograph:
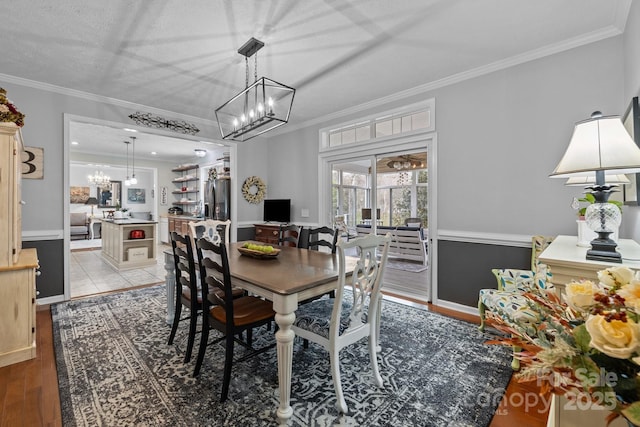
[{"x1": 263, "y1": 36, "x2": 627, "y2": 308}]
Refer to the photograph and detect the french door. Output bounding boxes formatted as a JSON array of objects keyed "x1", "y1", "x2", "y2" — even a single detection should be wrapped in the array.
[{"x1": 319, "y1": 133, "x2": 437, "y2": 303}]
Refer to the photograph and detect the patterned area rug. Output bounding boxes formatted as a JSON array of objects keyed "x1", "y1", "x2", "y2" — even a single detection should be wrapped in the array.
[
  {"x1": 52, "y1": 285, "x2": 512, "y2": 427},
  {"x1": 386, "y1": 258, "x2": 428, "y2": 273}
]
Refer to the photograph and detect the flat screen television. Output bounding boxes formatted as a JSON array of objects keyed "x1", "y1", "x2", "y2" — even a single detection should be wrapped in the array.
[{"x1": 263, "y1": 199, "x2": 291, "y2": 223}]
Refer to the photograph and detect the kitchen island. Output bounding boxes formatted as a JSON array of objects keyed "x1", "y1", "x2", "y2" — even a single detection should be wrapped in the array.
[{"x1": 101, "y1": 218, "x2": 158, "y2": 270}]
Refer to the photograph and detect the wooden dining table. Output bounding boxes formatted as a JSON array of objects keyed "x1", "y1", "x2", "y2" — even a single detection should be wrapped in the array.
[{"x1": 163, "y1": 241, "x2": 357, "y2": 424}]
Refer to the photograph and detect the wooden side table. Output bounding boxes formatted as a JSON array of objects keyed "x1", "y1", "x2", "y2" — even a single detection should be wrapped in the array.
[{"x1": 539, "y1": 235, "x2": 640, "y2": 297}]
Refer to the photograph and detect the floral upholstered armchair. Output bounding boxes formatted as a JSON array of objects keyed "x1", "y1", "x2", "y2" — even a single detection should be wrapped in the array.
[{"x1": 478, "y1": 235, "x2": 555, "y2": 370}]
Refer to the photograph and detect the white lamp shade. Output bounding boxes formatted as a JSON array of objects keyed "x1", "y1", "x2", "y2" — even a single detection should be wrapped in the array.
[
  {"x1": 550, "y1": 114, "x2": 640, "y2": 178},
  {"x1": 565, "y1": 174, "x2": 631, "y2": 186}
]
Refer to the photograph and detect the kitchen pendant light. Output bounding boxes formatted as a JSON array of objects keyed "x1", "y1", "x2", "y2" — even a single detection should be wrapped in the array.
[
  {"x1": 129, "y1": 136, "x2": 137, "y2": 185},
  {"x1": 124, "y1": 139, "x2": 131, "y2": 186}
]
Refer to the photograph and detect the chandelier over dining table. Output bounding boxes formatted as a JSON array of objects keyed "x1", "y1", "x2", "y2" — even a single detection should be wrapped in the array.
[{"x1": 215, "y1": 37, "x2": 295, "y2": 142}]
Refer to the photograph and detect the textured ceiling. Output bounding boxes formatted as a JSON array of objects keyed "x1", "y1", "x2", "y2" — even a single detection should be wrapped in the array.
[{"x1": 1, "y1": 0, "x2": 631, "y2": 159}]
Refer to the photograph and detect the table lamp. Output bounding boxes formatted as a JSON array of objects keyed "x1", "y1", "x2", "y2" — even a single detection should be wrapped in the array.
[
  {"x1": 85, "y1": 197, "x2": 99, "y2": 217},
  {"x1": 550, "y1": 111, "x2": 640, "y2": 262}
]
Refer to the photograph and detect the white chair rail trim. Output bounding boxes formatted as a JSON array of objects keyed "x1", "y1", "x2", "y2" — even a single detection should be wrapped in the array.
[{"x1": 437, "y1": 229, "x2": 532, "y2": 248}]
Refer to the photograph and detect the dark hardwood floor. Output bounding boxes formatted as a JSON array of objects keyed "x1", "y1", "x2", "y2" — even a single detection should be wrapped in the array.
[{"x1": 0, "y1": 293, "x2": 547, "y2": 427}]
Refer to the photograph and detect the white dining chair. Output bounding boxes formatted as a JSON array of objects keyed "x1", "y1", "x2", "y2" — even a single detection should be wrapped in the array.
[
  {"x1": 188, "y1": 219, "x2": 230, "y2": 254},
  {"x1": 292, "y1": 232, "x2": 391, "y2": 413}
]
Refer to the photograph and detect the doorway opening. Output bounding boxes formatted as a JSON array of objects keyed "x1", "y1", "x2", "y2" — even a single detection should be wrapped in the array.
[{"x1": 64, "y1": 115, "x2": 235, "y2": 300}]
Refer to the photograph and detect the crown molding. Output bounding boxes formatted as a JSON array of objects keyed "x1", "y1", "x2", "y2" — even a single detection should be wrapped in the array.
[
  {"x1": 270, "y1": 24, "x2": 625, "y2": 138},
  {"x1": 0, "y1": 73, "x2": 218, "y2": 127}
]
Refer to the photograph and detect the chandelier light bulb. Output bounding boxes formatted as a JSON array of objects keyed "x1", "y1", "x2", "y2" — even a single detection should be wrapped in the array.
[
  {"x1": 241, "y1": 114, "x2": 246, "y2": 123},
  {"x1": 233, "y1": 118, "x2": 239, "y2": 129},
  {"x1": 268, "y1": 97, "x2": 274, "y2": 115},
  {"x1": 249, "y1": 109, "x2": 255, "y2": 120},
  {"x1": 257, "y1": 103, "x2": 264, "y2": 114}
]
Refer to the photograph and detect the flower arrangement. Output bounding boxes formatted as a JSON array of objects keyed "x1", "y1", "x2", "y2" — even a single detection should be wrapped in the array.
[
  {"x1": 0, "y1": 88, "x2": 25, "y2": 127},
  {"x1": 487, "y1": 266, "x2": 640, "y2": 426}
]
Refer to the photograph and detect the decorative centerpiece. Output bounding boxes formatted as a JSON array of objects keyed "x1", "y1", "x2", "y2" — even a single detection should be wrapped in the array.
[
  {"x1": 238, "y1": 242, "x2": 280, "y2": 258},
  {"x1": 0, "y1": 88, "x2": 25, "y2": 127},
  {"x1": 487, "y1": 266, "x2": 640, "y2": 426}
]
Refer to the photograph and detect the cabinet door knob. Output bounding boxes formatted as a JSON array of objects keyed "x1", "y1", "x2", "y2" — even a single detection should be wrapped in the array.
[
  {"x1": 35, "y1": 270, "x2": 41, "y2": 276},
  {"x1": 20, "y1": 200, "x2": 26, "y2": 205}
]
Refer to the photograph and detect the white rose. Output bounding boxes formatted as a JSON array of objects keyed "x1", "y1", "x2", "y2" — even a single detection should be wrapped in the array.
[
  {"x1": 617, "y1": 280, "x2": 640, "y2": 312},
  {"x1": 565, "y1": 280, "x2": 598, "y2": 312},
  {"x1": 598, "y1": 266, "x2": 635, "y2": 289},
  {"x1": 585, "y1": 314, "x2": 640, "y2": 359}
]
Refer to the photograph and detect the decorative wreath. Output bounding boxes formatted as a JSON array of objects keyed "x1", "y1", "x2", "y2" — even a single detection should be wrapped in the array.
[{"x1": 242, "y1": 176, "x2": 266, "y2": 204}]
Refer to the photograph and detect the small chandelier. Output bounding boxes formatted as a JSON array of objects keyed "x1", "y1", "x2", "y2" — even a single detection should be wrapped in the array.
[
  {"x1": 215, "y1": 37, "x2": 295, "y2": 142},
  {"x1": 88, "y1": 170, "x2": 111, "y2": 188}
]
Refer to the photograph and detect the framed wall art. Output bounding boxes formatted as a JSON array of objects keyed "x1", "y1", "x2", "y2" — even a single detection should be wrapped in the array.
[
  {"x1": 127, "y1": 188, "x2": 146, "y2": 203},
  {"x1": 70, "y1": 186, "x2": 90, "y2": 204}
]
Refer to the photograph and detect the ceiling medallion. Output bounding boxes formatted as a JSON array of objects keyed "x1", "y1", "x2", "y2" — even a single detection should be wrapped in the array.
[{"x1": 128, "y1": 112, "x2": 200, "y2": 135}]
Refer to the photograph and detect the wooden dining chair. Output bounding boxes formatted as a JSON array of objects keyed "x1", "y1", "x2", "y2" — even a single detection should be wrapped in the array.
[
  {"x1": 167, "y1": 231, "x2": 201, "y2": 363},
  {"x1": 292, "y1": 232, "x2": 392, "y2": 413},
  {"x1": 298, "y1": 225, "x2": 339, "y2": 311},
  {"x1": 193, "y1": 238, "x2": 276, "y2": 402},
  {"x1": 279, "y1": 224, "x2": 300, "y2": 247},
  {"x1": 303, "y1": 225, "x2": 339, "y2": 254}
]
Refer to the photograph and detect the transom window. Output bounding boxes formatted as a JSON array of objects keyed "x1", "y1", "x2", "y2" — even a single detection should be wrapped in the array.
[{"x1": 320, "y1": 99, "x2": 435, "y2": 152}]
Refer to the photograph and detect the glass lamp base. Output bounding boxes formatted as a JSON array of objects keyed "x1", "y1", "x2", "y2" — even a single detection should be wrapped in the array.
[{"x1": 586, "y1": 236, "x2": 622, "y2": 263}]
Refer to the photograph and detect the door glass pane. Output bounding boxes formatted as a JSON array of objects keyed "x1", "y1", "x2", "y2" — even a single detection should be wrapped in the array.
[
  {"x1": 376, "y1": 189, "x2": 390, "y2": 226},
  {"x1": 417, "y1": 186, "x2": 428, "y2": 227},
  {"x1": 391, "y1": 188, "x2": 411, "y2": 226},
  {"x1": 332, "y1": 169, "x2": 340, "y2": 184},
  {"x1": 332, "y1": 159, "x2": 371, "y2": 227}
]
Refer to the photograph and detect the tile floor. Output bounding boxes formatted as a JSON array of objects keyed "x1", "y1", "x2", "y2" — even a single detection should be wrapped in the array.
[{"x1": 70, "y1": 239, "x2": 171, "y2": 298}]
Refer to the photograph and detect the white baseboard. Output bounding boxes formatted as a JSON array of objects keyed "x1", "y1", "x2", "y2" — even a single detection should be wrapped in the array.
[
  {"x1": 435, "y1": 299, "x2": 479, "y2": 317},
  {"x1": 37, "y1": 295, "x2": 65, "y2": 305}
]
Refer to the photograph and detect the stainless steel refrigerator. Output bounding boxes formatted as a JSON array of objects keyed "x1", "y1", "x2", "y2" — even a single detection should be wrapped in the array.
[{"x1": 204, "y1": 177, "x2": 230, "y2": 221}]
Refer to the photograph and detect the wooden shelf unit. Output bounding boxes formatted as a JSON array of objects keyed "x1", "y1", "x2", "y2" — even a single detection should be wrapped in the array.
[{"x1": 171, "y1": 164, "x2": 200, "y2": 215}]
